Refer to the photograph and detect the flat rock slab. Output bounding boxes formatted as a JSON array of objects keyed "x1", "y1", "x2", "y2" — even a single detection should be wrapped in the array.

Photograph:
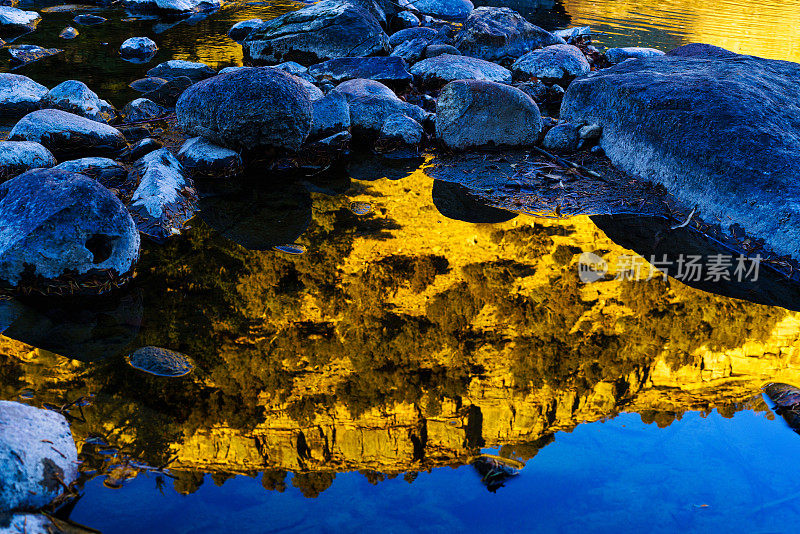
[
  {"x1": 309, "y1": 57, "x2": 412, "y2": 85},
  {"x1": 7, "y1": 46, "x2": 62, "y2": 69},
  {"x1": 9, "y1": 109, "x2": 128, "y2": 160},
  {"x1": 0, "y1": 401, "x2": 78, "y2": 512},
  {"x1": 561, "y1": 45, "x2": 800, "y2": 261}
]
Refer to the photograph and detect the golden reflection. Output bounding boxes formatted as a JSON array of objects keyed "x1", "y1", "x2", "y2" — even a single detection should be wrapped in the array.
[
  {"x1": 1, "y1": 167, "x2": 799, "y2": 495},
  {"x1": 563, "y1": 0, "x2": 800, "y2": 61}
]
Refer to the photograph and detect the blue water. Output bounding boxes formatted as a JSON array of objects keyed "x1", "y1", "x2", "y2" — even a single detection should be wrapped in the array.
[{"x1": 70, "y1": 411, "x2": 800, "y2": 533}]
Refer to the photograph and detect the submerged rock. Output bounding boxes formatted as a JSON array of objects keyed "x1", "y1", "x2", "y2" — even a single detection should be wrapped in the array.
[
  {"x1": 177, "y1": 136, "x2": 243, "y2": 178},
  {"x1": 0, "y1": 74, "x2": 47, "y2": 119},
  {"x1": 512, "y1": 44, "x2": 590, "y2": 83},
  {"x1": 73, "y1": 13, "x2": 105, "y2": 25},
  {"x1": 471, "y1": 454, "x2": 521, "y2": 492},
  {"x1": 398, "y1": 0, "x2": 472, "y2": 20},
  {"x1": 120, "y1": 37, "x2": 158, "y2": 61},
  {"x1": 52, "y1": 157, "x2": 129, "y2": 189},
  {"x1": 455, "y1": 7, "x2": 564, "y2": 64},
  {"x1": 242, "y1": 0, "x2": 390, "y2": 66},
  {"x1": 0, "y1": 169, "x2": 140, "y2": 292},
  {"x1": 309, "y1": 56, "x2": 412, "y2": 84},
  {"x1": 7, "y1": 45, "x2": 63, "y2": 67},
  {"x1": 127, "y1": 346, "x2": 194, "y2": 377},
  {"x1": 411, "y1": 54, "x2": 511, "y2": 88},
  {"x1": 10, "y1": 109, "x2": 128, "y2": 160},
  {"x1": 176, "y1": 67, "x2": 312, "y2": 151},
  {"x1": 228, "y1": 18, "x2": 262, "y2": 41},
  {"x1": 0, "y1": 401, "x2": 78, "y2": 512},
  {"x1": 146, "y1": 59, "x2": 215, "y2": 82},
  {"x1": 129, "y1": 76, "x2": 167, "y2": 93},
  {"x1": 560, "y1": 45, "x2": 800, "y2": 260},
  {"x1": 605, "y1": 46, "x2": 664, "y2": 65},
  {"x1": 122, "y1": 98, "x2": 164, "y2": 122},
  {"x1": 41, "y1": 80, "x2": 116, "y2": 123},
  {"x1": 0, "y1": 6, "x2": 40, "y2": 36},
  {"x1": 58, "y1": 25, "x2": 78, "y2": 39},
  {"x1": 154, "y1": 0, "x2": 222, "y2": 12},
  {"x1": 0, "y1": 141, "x2": 56, "y2": 181},
  {"x1": 436, "y1": 79, "x2": 541, "y2": 150},
  {"x1": 127, "y1": 149, "x2": 198, "y2": 241}
]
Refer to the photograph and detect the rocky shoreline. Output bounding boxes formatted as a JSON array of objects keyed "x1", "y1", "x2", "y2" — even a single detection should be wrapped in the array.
[{"x1": 1, "y1": 0, "x2": 799, "y2": 297}]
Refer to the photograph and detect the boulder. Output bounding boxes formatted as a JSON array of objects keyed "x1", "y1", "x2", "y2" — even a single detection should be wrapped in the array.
[
  {"x1": 391, "y1": 37, "x2": 428, "y2": 64},
  {"x1": 176, "y1": 67, "x2": 312, "y2": 151},
  {"x1": 58, "y1": 26, "x2": 78, "y2": 39},
  {"x1": 120, "y1": 37, "x2": 158, "y2": 60},
  {"x1": 455, "y1": 7, "x2": 564, "y2": 64},
  {"x1": 0, "y1": 141, "x2": 55, "y2": 181},
  {"x1": 129, "y1": 76, "x2": 167, "y2": 93},
  {"x1": 436, "y1": 79, "x2": 541, "y2": 150},
  {"x1": 605, "y1": 46, "x2": 664, "y2": 65},
  {"x1": 375, "y1": 112, "x2": 423, "y2": 155},
  {"x1": 552, "y1": 26, "x2": 591, "y2": 44},
  {"x1": 146, "y1": 59, "x2": 216, "y2": 82},
  {"x1": 309, "y1": 56, "x2": 412, "y2": 84},
  {"x1": 129, "y1": 138, "x2": 162, "y2": 160},
  {"x1": 511, "y1": 44, "x2": 590, "y2": 83},
  {"x1": 0, "y1": 6, "x2": 39, "y2": 36},
  {"x1": 228, "y1": 18, "x2": 262, "y2": 41},
  {"x1": 142, "y1": 75, "x2": 192, "y2": 106},
  {"x1": 424, "y1": 43, "x2": 460, "y2": 58},
  {"x1": 10, "y1": 109, "x2": 128, "y2": 160},
  {"x1": 52, "y1": 157, "x2": 128, "y2": 189},
  {"x1": 178, "y1": 137, "x2": 243, "y2": 178},
  {"x1": 217, "y1": 66, "x2": 322, "y2": 100},
  {"x1": 0, "y1": 170, "x2": 140, "y2": 291},
  {"x1": 242, "y1": 0, "x2": 390, "y2": 66},
  {"x1": 127, "y1": 149, "x2": 198, "y2": 241},
  {"x1": 0, "y1": 401, "x2": 78, "y2": 512},
  {"x1": 393, "y1": 10, "x2": 419, "y2": 30},
  {"x1": 122, "y1": 98, "x2": 165, "y2": 122},
  {"x1": 410, "y1": 53, "x2": 511, "y2": 88},
  {"x1": 388, "y1": 26, "x2": 437, "y2": 47},
  {"x1": 541, "y1": 121, "x2": 580, "y2": 151},
  {"x1": 41, "y1": 80, "x2": 116, "y2": 123},
  {"x1": 154, "y1": 0, "x2": 221, "y2": 12},
  {"x1": 397, "y1": 0, "x2": 472, "y2": 20},
  {"x1": 310, "y1": 91, "x2": 350, "y2": 140},
  {"x1": 0, "y1": 74, "x2": 47, "y2": 119},
  {"x1": 332, "y1": 78, "x2": 427, "y2": 135},
  {"x1": 560, "y1": 45, "x2": 800, "y2": 259}
]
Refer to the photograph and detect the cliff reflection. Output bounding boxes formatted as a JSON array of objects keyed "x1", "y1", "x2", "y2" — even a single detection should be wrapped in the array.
[{"x1": 1, "y1": 168, "x2": 799, "y2": 498}]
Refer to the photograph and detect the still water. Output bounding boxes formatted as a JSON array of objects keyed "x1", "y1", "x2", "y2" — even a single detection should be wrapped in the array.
[{"x1": 4, "y1": 0, "x2": 800, "y2": 532}]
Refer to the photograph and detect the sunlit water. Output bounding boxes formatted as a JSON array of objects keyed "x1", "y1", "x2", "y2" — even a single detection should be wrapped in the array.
[{"x1": 4, "y1": 0, "x2": 800, "y2": 532}]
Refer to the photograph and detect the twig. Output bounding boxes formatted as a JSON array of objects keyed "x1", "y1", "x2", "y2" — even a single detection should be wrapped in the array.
[
  {"x1": 670, "y1": 205, "x2": 698, "y2": 230},
  {"x1": 529, "y1": 146, "x2": 607, "y2": 182}
]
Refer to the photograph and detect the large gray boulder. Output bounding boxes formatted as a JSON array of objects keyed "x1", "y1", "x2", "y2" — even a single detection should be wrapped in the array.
[
  {"x1": 398, "y1": 0, "x2": 472, "y2": 20},
  {"x1": 0, "y1": 169, "x2": 139, "y2": 292},
  {"x1": 560, "y1": 45, "x2": 800, "y2": 260},
  {"x1": 127, "y1": 149, "x2": 198, "y2": 241},
  {"x1": 41, "y1": 80, "x2": 116, "y2": 123},
  {"x1": 9, "y1": 109, "x2": 128, "y2": 160},
  {"x1": 332, "y1": 78, "x2": 427, "y2": 135},
  {"x1": 310, "y1": 91, "x2": 350, "y2": 140},
  {"x1": 511, "y1": 44, "x2": 590, "y2": 83},
  {"x1": 0, "y1": 6, "x2": 39, "y2": 36},
  {"x1": 388, "y1": 26, "x2": 437, "y2": 48},
  {"x1": 0, "y1": 74, "x2": 47, "y2": 120},
  {"x1": 410, "y1": 53, "x2": 511, "y2": 88},
  {"x1": 120, "y1": 36, "x2": 158, "y2": 60},
  {"x1": 455, "y1": 7, "x2": 564, "y2": 64},
  {"x1": 436, "y1": 79, "x2": 541, "y2": 150},
  {"x1": 309, "y1": 57, "x2": 412, "y2": 84},
  {"x1": 52, "y1": 157, "x2": 128, "y2": 189},
  {"x1": 0, "y1": 401, "x2": 78, "y2": 512},
  {"x1": 242, "y1": 0, "x2": 390, "y2": 66},
  {"x1": 0, "y1": 141, "x2": 55, "y2": 181},
  {"x1": 176, "y1": 67, "x2": 312, "y2": 151}
]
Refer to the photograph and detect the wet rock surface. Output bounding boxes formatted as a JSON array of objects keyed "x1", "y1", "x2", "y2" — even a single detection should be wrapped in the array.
[
  {"x1": 243, "y1": 0, "x2": 390, "y2": 66},
  {"x1": 436, "y1": 79, "x2": 541, "y2": 149},
  {"x1": 176, "y1": 67, "x2": 312, "y2": 152},
  {"x1": 561, "y1": 45, "x2": 800, "y2": 260},
  {"x1": 0, "y1": 141, "x2": 56, "y2": 181},
  {"x1": 10, "y1": 109, "x2": 128, "y2": 160},
  {"x1": 0, "y1": 169, "x2": 140, "y2": 293},
  {"x1": 0, "y1": 401, "x2": 78, "y2": 512}
]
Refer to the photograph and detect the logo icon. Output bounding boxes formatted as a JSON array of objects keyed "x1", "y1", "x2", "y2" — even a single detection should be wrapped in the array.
[{"x1": 578, "y1": 252, "x2": 608, "y2": 283}]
